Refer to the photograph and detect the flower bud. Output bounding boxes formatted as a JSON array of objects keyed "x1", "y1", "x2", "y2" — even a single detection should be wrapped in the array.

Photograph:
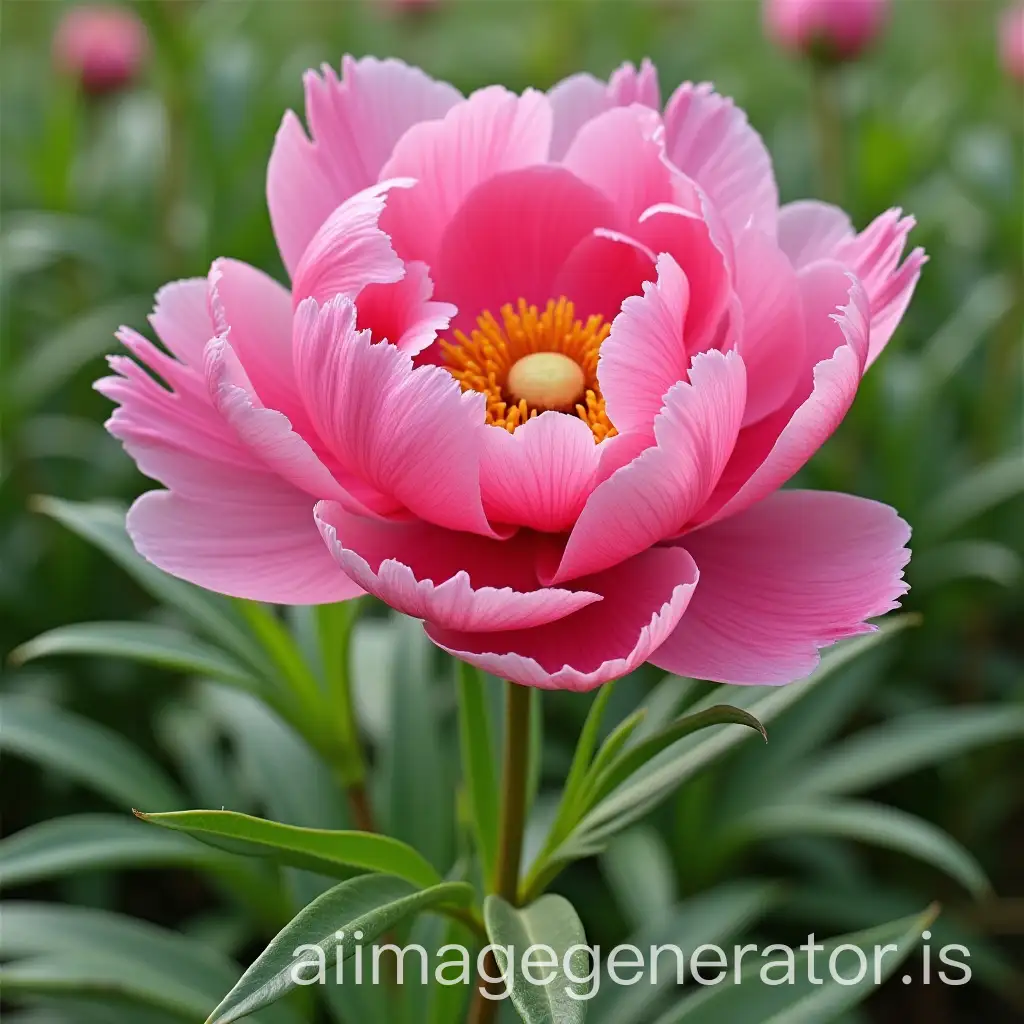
[
  {"x1": 1001, "y1": 5, "x2": 1024, "y2": 82},
  {"x1": 764, "y1": 0, "x2": 889, "y2": 64},
  {"x1": 53, "y1": 4, "x2": 150, "y2": 96}
]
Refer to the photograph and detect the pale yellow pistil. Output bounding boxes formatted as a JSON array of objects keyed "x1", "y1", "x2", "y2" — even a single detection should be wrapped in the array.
[{"x1": 506, "y1": 351, "x2": 586, "y2": 412}]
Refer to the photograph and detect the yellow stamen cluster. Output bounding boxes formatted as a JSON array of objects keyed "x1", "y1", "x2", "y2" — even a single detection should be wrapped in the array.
[{"x1": 440, "y1": 297, "x2": 617, "y2": 442}]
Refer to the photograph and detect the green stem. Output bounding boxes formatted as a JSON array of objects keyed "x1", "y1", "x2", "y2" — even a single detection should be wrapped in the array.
[
  {"x1": 468, "y1": 680, "x2": 532, "y2": 1024},
  {"x1": 315, "y1": 600, "x2": 375, "y2": 832},
  {"x1": 811, "y1": 60, "x2": 844, "y2": 205}
]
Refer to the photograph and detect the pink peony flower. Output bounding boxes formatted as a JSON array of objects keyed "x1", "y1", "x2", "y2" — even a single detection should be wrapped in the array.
[
  {"x1": 1001, "y1": 5, "x2": 1024, "y2": 82},
  {"x1": 100, "y1": 57, "x2": 923, "y2": 690},
  {"x1": 764, "y1": 0, "x2": 889, "y2": 63},
  {"x1": 53, "y1": 4, "x2": 149, "y2": 96}
]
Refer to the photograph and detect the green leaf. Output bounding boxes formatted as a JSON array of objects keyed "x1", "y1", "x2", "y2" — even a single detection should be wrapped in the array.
[
  {"x1": 483, "y1": 894, "x2": 590, "y2": 1024},
  {"x1": 206, "y1": 875, "x2": 475, "y2": 1024},
  {"x1": 660, "y1": 905, "x2": 939, "y2": 1024},
  {"x1": 571, "y1": 619, "x2": 915, "y2": 849},
  {"x1": 586, "y1": 705, "x2": 767, "y2": 807},
  {"x1": 599, "y1": 827, "x2": 677, "y2": 933},
  {"x1": 789, "y1": 706, "x2": 1024, "y2": 799},
  {"x1": 735, "y1": 800, "x2": 990, "y2": 897},
  {"x1": 32, "y1": 498, "x2": 260, "y2": 668},
  {"x1": 137, "y1": 809, "x2": 442, "y2": 889},
  {"x1": 0, "y1": 902, "x2": 299, "y2": 1024},
  {"x1": 0, "y1": 815, "x2": 229, "y2": 888},
  {"x1": 8, "y1": 296, "x2": 152, "y2": 409},
  {"x1": 11, "y1": 622, "x2": 260, "y2": 689},
  {"x1": 589, "y1": 881, "x2": 779, "y2": 1024},
  {"x1": 0, "y1": 697, "x2": 182, "y2": 810},
  {"x1": 920, "y1": 453, "x2": 1024, "y2": 538},
  {"x1": 456, "y1": 662, "x2": 499, "y2": 880}
]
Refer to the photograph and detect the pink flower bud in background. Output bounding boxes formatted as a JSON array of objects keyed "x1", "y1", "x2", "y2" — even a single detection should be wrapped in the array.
[
  {"x1": 53, "y1": 4, "x2": 150, "y2": 96},
  {"x1": 1000, "y1": 5, "x2": 1024, "y2": 81},
  {"x1": 765, "y1": 0, "x2": 889, "y2": 63}
]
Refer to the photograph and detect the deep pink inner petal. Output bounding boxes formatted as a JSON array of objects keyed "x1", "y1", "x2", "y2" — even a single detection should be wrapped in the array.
[{"x1": 433, "y1": 165, "x2": 620, "y2": 333}]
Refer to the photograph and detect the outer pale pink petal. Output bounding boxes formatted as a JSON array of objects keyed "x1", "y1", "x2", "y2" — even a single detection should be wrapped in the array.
[
  {"x1": 547, "y1": 72, "x2": 611, "y2": 160},
  {"x1": 547, "y1": 59, "x2": 660, "y2": 159},
  {"x1": 607, "y1": 58, "x2": 661, "y2": 109},
  {"x1": 598, "y1": 253, "x2": 691, "y2": 437},
  {"x1": 553, "y1": 349, "x2": 747, "y2": 583},
  {"x1": 651, "y1": 491, "x2": 911, "y2": 685},
  {"x1": 292, "y1": 296, "x2": 495, "y2": 536},
  {"x1": 291, "y1": 179, "x2": 413, "y2": 307},
  {"x1": 148, "y1": 278, "x2": 214, "y2": 367},
  {"x1": 777, "y1": 200, "x2": 853, "y2": 269},
  {"x1": 479, "y1": 412, "x2": 603, "y2": 532},
  {"x1": 433, "y1": 166, "x2": 617, "y2": 332},
  {"x1": 833, "y1": 209, "x2": 925, "y2": 365},
  {"x1": 697, "y1": 265, "x2": 869, "y2": 526},
  {"x1": 207, "y1": 258, "x2": 310, "y2": 432},
  {"x1": 553, "y1": 230, "x2": 656, "y2": 323},
  {"x1": 732, "y1": 228, "x2": 806, "y2": 425},
  {"x1": 267, "y1": 56, "x2": 461, "y2": 275},
  {"x1": 354, "y1": 260, "x2": 454, "y2": 356},
  {"x1": 315, "y1": 502, "x2": 599, "y2": 631},
  {"x1": 127, "y1": 489, "x2": 361, "y2": 605},
  {"x1": 634, "y1": 203, "x2": 733, "y2": 355},
  {"x1": 426, "y1": 545, "x2": 699, "y2": 692},
  {"x1": 205, "y1": 336, "x2": 375, "y2": 512},
  {"x1": 378, "y1": 86, "x2": 553, "y2": 266},
  {"x1": 663, "y1": 82, "x2": 778, "y2": 235},
  {"x1": 561, "y1": 105, "x2": 672, "y2": 226}
]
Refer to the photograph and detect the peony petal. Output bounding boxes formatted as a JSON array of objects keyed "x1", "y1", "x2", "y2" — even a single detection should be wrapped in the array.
[
  {"x1": 267, "y1": 56, "x2": 461, "y2": 275},
  {"x1": 833, "y1": 209, "x2": 925, "y2": 366},
  {"x1": 634, "y1": 203, "x2": 733, "y2": 355},
  {"x1": 779, "y1": 204, "x2": 925, "y2": 366},
  {"x1": 554, "y1": 349, "x2": 747, "y2": 582},
  {"x1": 732, "y1": 227, "x2": 806, "y2": 425},
  {"x1": 205, "y1": 336, "x2": 375, "y2": 511},
  {"x1": 479, "y1": 412, "x2": 603, "y2": 533},
  {"x1": 651, "y1": 491, "x2": 911, "y2": 685},
  {"x1": 379, "y1": 86, "x2": 553, "y2": 267},
  {"x1": 291, "y1": 179, "x2": 413, "y2": 308},
  {"x1": 355, "y1": 260, "x2": 455, "y2": 356},
  {"x1": 426, "y1": 545, "x2": 698, "y2": 692},
  {"x1": 127, "y1": 489, "x2": 361, "y2": 605},
  {"x1": 316, "y1": 502, "x2": 600, "y2": 631},
  {"x1": 553, "y1": 229, "x2": 656, "y2": 323},
  {"x1": 149, "y1": 278, "x2": 214, "y2": 367},
  {"x1": 561, "y1": 105, "x2": 672, "y2": 227},
  {"x1": 663, "y1": 82, "x2": 778, "y2": 235},
  {"x1": 696, "y1": 265, "x2": 869, "y2": 526},
  {"x1": 598, "y1": 252, "x2": 691, "y2": 437},
  {"x1": 433, "y1": 165, "x2": 618, "y2": 332},
  {"x1": 547, "y1": 59, "x2": 660, "y2": 159},
  {"x1": 607, "y1": 58, "x2": 661, "y2": 109},
  {"x1": 292, "y1": 295, "x2": 495, "y2": 536},
  {"x1": 777, "y1": 199, "x2": 853, "y2": 269},
  {"x1": 207, "y1": 257, "x2": 310, "y2": 433}
]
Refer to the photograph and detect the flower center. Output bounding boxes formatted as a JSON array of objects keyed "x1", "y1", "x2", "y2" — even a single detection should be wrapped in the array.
[{"x1": 440, "y1": 297, "x2": 617, "y2": 442}]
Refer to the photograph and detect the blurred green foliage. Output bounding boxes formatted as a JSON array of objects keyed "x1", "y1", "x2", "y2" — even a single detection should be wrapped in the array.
[{"x1": 1, "y1": 1, "x2": 1022, "y2": 1022}]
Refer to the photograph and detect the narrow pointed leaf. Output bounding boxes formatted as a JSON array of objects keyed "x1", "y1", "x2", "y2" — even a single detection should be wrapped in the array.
[
  {"x1": 206, "y1": 875, "x2": 474, "y2": 1024},
  {"x1": 586, "y1": 705, "x2": 766, "y2": 807},
  {"x1": 137, "y1": 809, "x2": 441, "y2": 889},
  {"x1": 660, "y1": 905, "x2": 939, "y2": 1023},
  {"x1": 483, "y1": 894, "x2": 590, "y2": 1024},
  {"x1": 0, "y1": 697, "x2": 182, "y2": 810},
  {"x1": 736, "y1": 800, "x2": 990, "y2": 897},
  {"x1": 12, "y1": 622, "x2": 260, "y2": 689}
]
